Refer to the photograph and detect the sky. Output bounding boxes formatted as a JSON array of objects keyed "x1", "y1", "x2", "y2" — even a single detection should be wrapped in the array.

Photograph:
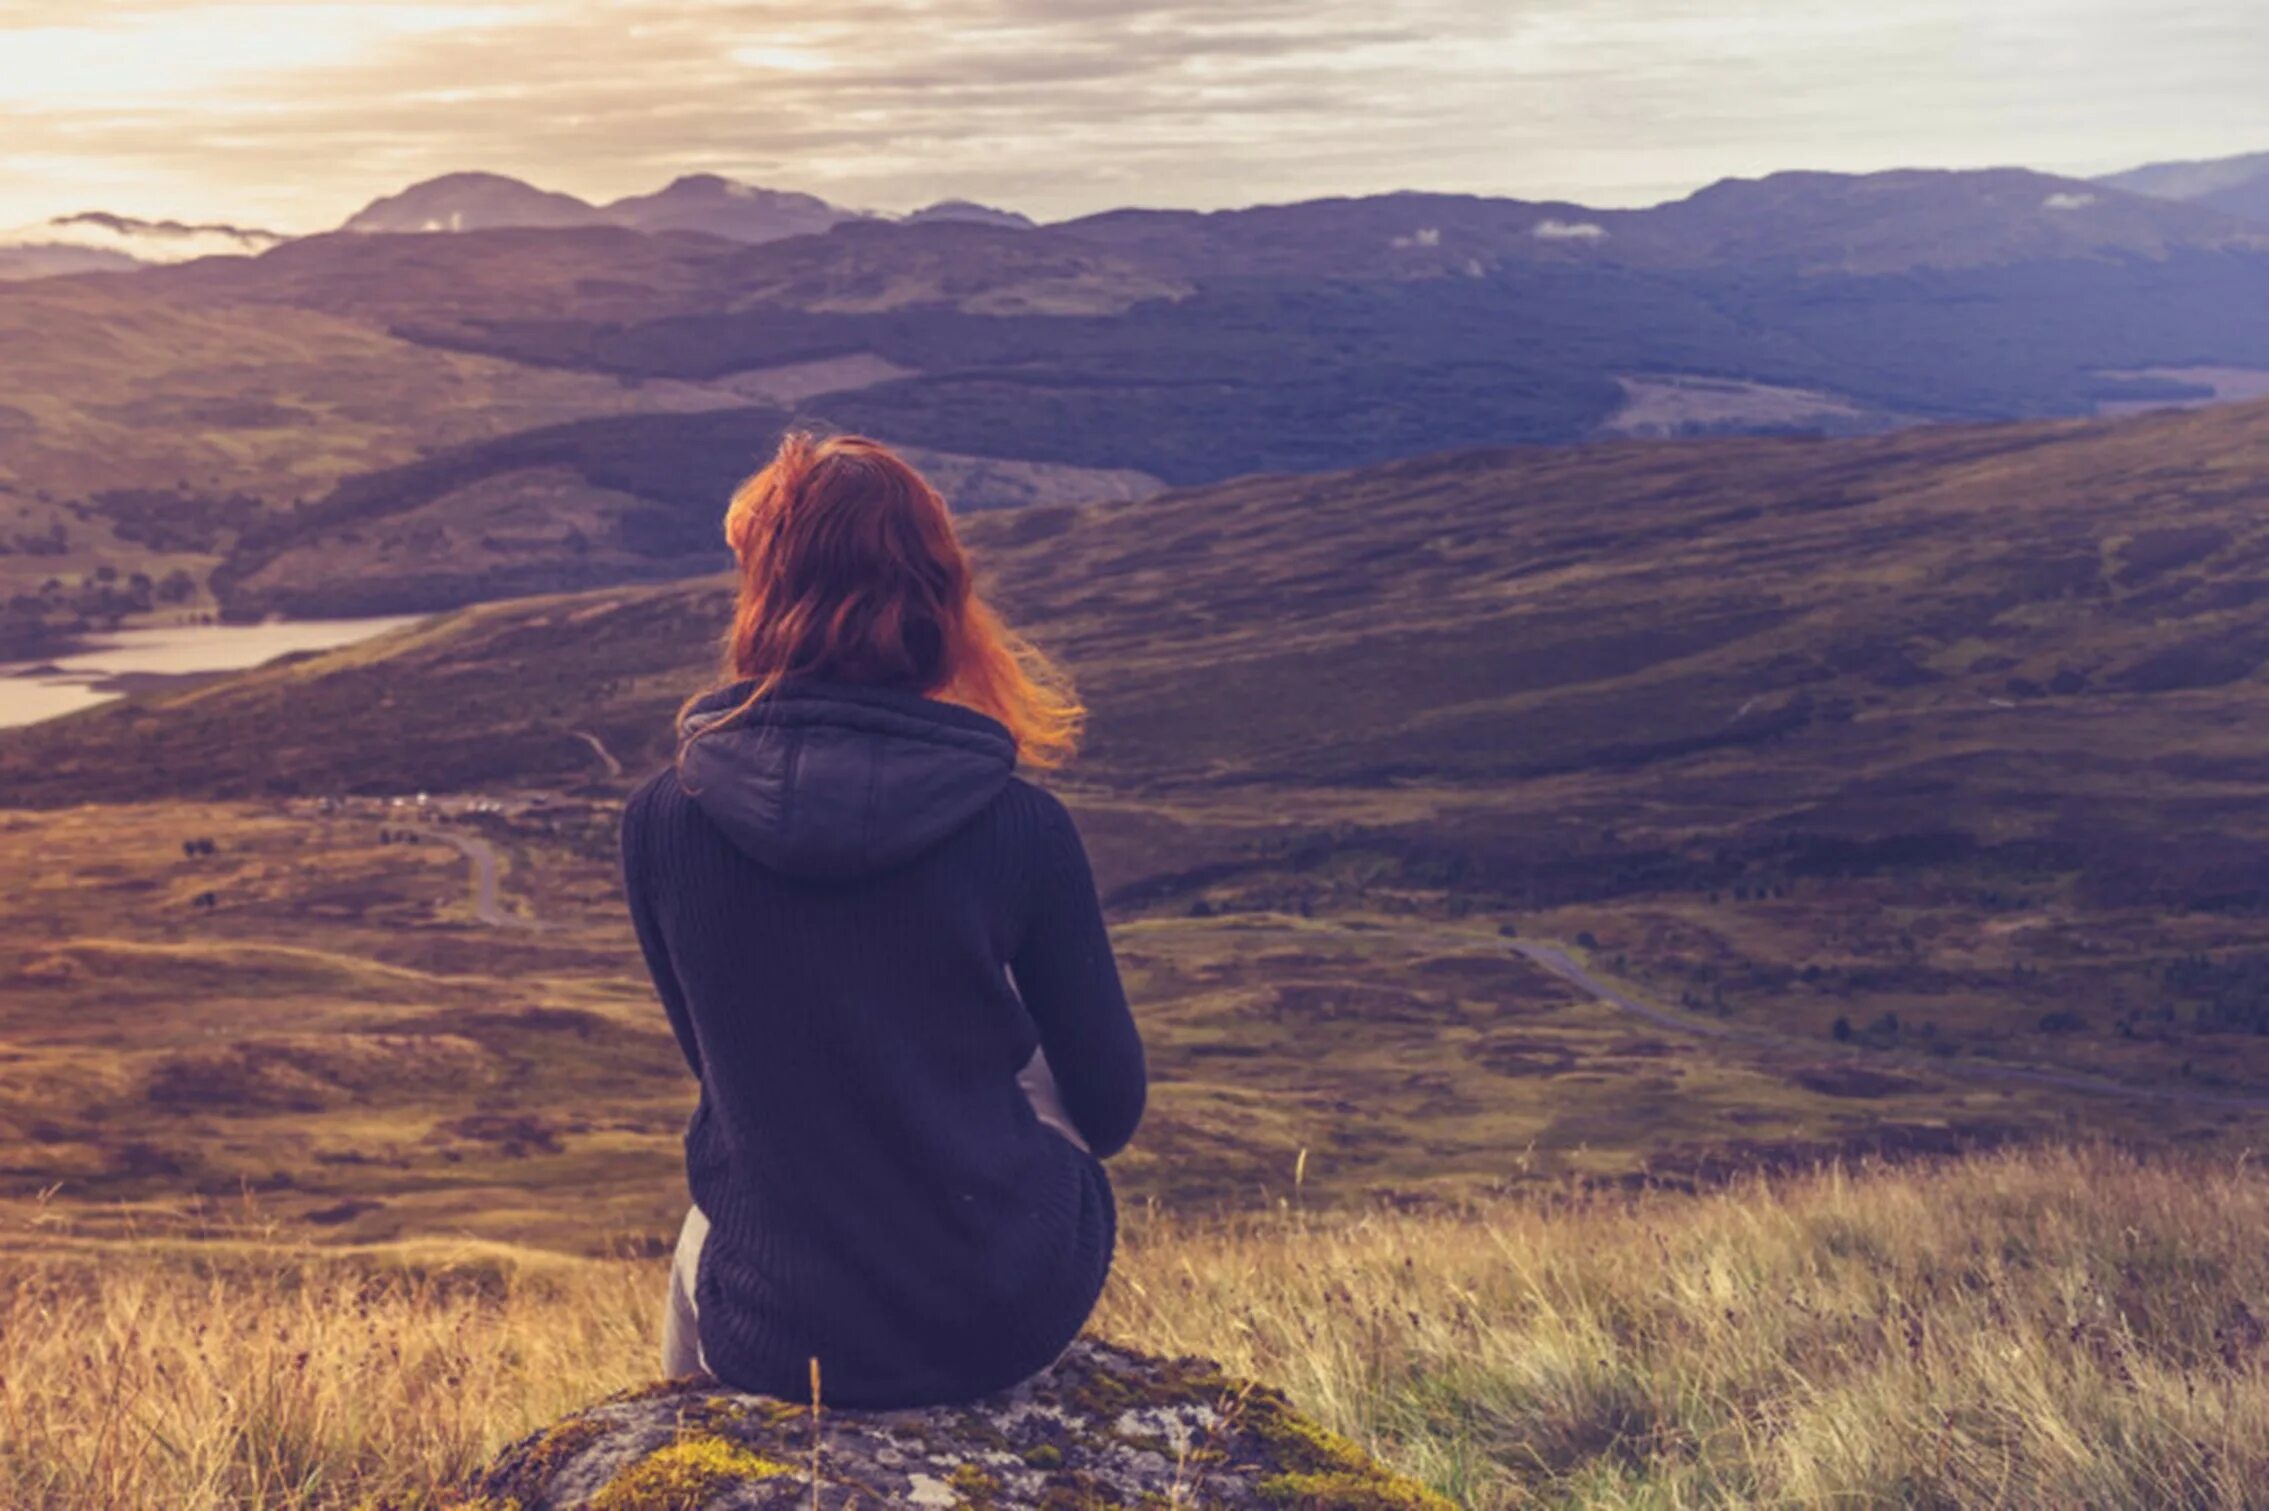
[{"x1": 1, "y1": 0, "x2": 2265, "y2": 232}]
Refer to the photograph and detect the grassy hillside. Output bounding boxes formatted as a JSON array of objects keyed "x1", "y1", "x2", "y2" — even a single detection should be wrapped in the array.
[
  {"x1": 11, "y1": 402, "x2": 2269, "y2": 1237},
  {"x1": 19, "y1": 397, "x2": 2269, "y2": 808},
  {"x1": 6, "y1": 1147, "x2": 2267, "y2": 1509},
  {"x1": 0, "y1": 276, "x2": 745, "y2": 642},
  {"x1": 18, "y1": 171, "x2": 2269, "y2": 622}
]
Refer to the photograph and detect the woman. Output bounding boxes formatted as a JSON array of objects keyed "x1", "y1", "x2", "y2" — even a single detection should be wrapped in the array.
[{"x1": 619, "y1": 432, "x2": 1145, "y2": 1409}]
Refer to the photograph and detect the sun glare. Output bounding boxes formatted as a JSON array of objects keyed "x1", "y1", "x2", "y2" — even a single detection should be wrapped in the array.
[
  {"x1": 728, "y1": 44, "x2": 834, "y2": 74},
  {"x1": 0, "y1": 4, "x2": 506, "y2": 107}
]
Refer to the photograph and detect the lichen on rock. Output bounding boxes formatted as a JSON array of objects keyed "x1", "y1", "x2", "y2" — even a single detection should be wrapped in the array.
[{"x1": 454, "y1": 1340, "x2": 1452, "y2": 1509}]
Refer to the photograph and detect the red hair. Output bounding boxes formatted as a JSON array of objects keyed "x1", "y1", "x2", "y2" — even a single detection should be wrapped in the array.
[{"x1": 682, "y1": 433, "x2": 1083, "y2": 770}]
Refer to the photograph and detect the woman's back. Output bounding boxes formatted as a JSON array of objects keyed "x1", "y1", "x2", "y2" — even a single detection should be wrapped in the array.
[{"x1": 623, "y1": 677, "x2": 1144, "y2": 1407}]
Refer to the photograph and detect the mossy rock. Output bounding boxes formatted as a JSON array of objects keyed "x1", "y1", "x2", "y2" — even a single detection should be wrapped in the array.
[{"x1": 455, "y1": 1340, "x2": 1453, "y2": 1509}]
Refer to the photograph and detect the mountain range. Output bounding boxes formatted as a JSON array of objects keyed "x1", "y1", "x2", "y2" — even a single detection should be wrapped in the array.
[
  {"x1": 333, "y1": 169, "x2": 1029, "y2": 243},
  {"x1": 9, "y1": 151, "x2": 2269, "y2": 639},
  {"x1": 2101, "y1": 150, "x2": 2269, "y2": 227}
]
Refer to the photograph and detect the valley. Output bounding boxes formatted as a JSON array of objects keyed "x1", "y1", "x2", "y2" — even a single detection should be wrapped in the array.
[
  {"x1": 12, "y1": 399, "x2": 2269, "y2": 1251},
  {"x1": 6, "y1": 24, "x2": 2269, "y2": 1498},
  {"x1": 11, "y1": 782, "x2": 2257, "y2": 1256},
  {"x1": 16, "y1": 165, "x2": 2269, "y2": 635}
]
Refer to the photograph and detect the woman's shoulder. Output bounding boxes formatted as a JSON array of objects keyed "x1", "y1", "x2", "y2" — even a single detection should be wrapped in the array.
[
  {"x1": 996, "y1": 775, "x2": 1074, "y2": 829},
  {"x1": 624, "y1": 762, "x2": 680, "y2": 811},
  {"x1": 990, "y1": 777, "x2": 1091, "y2": 866},
  {"x1": 619, "y1": 762, "x2": 695, "y2": 846}
]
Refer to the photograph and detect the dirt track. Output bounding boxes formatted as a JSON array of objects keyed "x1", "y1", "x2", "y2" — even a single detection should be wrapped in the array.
[{"x1": 1512, "y1": 938, "x2": 2269, "y2": 1112}]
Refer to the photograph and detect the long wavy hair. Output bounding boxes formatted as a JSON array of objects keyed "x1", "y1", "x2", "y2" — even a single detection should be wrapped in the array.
[{"x1": 679, "y1": 432, "x2": 1083, "y2": 769}]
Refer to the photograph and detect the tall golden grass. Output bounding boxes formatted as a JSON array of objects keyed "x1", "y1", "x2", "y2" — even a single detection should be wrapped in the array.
[{"x1": 5, "y1": 1146, "x2": 2267, "y2": 1508}]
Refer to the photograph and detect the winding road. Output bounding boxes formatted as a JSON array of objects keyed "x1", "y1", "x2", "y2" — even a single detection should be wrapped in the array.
[
  {"x1": 416, "y1": 828, "x2": 541, "y2": 931},
  {"x1": 572, "y1": 730, "x2": 624, "y2": 778}
]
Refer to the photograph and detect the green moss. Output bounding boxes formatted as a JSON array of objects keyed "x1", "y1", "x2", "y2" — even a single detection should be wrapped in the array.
[
  {"x1": 948, "y1": 1459, "x2": 1005, "y2": 1506},
  {"x1": 946, "y1": 1411, "x2": 1016, "y2": 1453},
  {"x1": 1033, "y1": 1472, "x2": 1131, "y2": 1510},
  {"x1": 588, "y1": 1435, "x2": 797, "y2": 1511},
  {"x1": 1020, "y1": 1443, "x2": 1066, "y2": 1470},
  {"x1": 602, "y1": 1377, "x2": 708, "y2": 1405},
  {"x1": 1245, "y1": 1393, "x2": 1455, "y2": 1511},
  {"x1": 475, "y1": 1414, "x2": 610, "y2": 1505},
  {"x1": 663, "y1": 1392, "x2": 768, "y2": 1439},
  {"x1": 1257, "y1": 1471, "x2": 1460, "y2": 1510},
  {"x1": 1058, "y1": 1351, "x2": 1231, "y2": 1422}
]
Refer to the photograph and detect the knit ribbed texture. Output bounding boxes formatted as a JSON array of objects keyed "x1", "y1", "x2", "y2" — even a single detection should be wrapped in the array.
[{"x1": 621, "y1": 748, "x2": 1145, "y2": 1408}]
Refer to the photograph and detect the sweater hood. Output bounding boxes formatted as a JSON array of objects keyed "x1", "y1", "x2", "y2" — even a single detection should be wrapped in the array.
[{"x1": 676, "y1": 680, "x2": 1017, "y2": 879}]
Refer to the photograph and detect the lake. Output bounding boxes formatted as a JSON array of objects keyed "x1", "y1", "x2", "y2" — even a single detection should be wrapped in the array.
[{"x1": 0, "y1": 616, "x2": 426, "y2": 730}]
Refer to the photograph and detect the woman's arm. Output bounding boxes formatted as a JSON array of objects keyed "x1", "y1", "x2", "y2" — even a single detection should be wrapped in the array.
[
  {"x1": 622, "y1": 777, "x2": 705, "y2": 1081},
  {"x1": 1010, "y1": 793, "x2": 1146, "y2": 1158}
]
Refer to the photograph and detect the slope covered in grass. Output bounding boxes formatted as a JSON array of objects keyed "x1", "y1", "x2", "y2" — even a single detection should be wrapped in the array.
[{"x1": 5, "y1": 1147, "x2": 2265, "y2": 1509}]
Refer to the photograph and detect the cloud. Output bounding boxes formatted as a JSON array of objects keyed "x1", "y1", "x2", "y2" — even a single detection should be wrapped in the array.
[
  {"x1": 1533, "y1": 219, "x2": 1608, "y2": 240},
  {"x1": 0, "y1": 212, "x2": 285, "y2": 260},
  {"x1": 2041, "y1": 191, "x2": 2098, "y2": 211},
  {"x1": 0, "y1": 0, "x2": 2266, "y2": 229}
]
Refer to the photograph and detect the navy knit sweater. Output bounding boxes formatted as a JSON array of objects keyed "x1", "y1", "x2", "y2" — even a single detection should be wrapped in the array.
[{"x1": 619, "y1": 679, "x2": 1146, "y2": 1407}]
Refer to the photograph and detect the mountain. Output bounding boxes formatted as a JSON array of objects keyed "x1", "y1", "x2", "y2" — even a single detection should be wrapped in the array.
[
  {"x1": 1055, "y1": 169, "x2": 2269, "y2": 280},
  {"x1": 907, "y1": 200, "x2": 1035, "y2": 230},
  {"x1": 338, "y1": 170, "x2": 868, "y2": 244},
  {"x1": 339, "y1": 171, "x2": 611, "y2": 234},
  {"x1": 2102, "y1": 149, "x2": 2269, "y2": 228},
  {"x1": 1631, "y1": 167, "x2": 2267, "y2": 271},
  {"x1": 601, "y1": 174, "x2": 863, "y2": 241},
  {"x1": 20, "y1": 163, "x2": 2269, "y2": 625}
]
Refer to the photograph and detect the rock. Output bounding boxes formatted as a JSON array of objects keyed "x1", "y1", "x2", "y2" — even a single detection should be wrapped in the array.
[{"x1": 454, "y1": 1339, "x2": 1453, "y2": 1509}]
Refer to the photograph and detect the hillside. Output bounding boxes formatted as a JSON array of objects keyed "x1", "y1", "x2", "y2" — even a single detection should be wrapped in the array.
[
  {"x1": 1059, "y1": 168, "x2": 2269, "y2": 277},
  {"x1": 7, "y1": 1148, "x2": 2267, "y2": 1509},
  {"x1": 2103, "y1": 149, "x2": 2269, "y2": 227},
  {"x1": 0, "y1": 278, "x2": 745, "y2": 621},
  {"x1": 23, "y1": 399, "x2": 2269, "y2": 805},
  {"x1": 14, "y1": 166, "x2": 2269, "y2": 620},
  {"x1": 10, "y1": 402, "x2": 2269, "y2": 1226}
]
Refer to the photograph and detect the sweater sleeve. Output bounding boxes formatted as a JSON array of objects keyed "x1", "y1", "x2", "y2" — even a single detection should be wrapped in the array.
[
  {"x1": 622, "y1": 776, "x2": 705, "y2": 1082},
  {"x1": 1011, "y1": 791, "x2": 1147, "y2": 1159}
]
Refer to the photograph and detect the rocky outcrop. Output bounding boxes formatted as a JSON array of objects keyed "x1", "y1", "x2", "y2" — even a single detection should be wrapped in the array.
[{"x1": 455, "y1": 1340, "x2": 1452, "y2": 1509}]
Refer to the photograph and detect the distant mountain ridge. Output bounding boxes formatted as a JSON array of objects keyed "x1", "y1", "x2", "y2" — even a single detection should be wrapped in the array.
[
  {"x1": 15, "y1": 155, "x2": 2269, "y2": 631},
  {"x1": 1055, "y1": 168, "x2": 2269, "y2": 277},
  {"x1": 336, "y1": 170, "x2": 874, "y2": 244},
  {"x1": 21, "y1": 157, "x2": 2269, "y2": 277},
  {"x1": 323, "y1": 161, "x2": 2269, "y2": 270},
  {"x1": 2101, "y1": 149, "x2": 2269, "y2": 228},
  {"x1": 599, "y1": 174, "x2": 856, "y2": 241}
]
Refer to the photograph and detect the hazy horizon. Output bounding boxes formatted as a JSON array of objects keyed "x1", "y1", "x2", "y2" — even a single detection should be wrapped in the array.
[{"x1": 3, "y1": 0, "x2": 2267, "y2": 233}]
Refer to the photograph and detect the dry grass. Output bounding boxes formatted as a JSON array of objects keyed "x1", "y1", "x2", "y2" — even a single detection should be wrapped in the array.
[
  {"x1": 6, "y1": 1146, "x2": 2269, "y2": 1508},
  {"x1": 0, "y1": 1237, "x2": 656, "y2": 1510}
]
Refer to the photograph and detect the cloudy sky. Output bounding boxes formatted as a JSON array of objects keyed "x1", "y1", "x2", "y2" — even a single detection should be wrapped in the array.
[{"x1": 2, "y1": 0, "x2": 2265, "y2": 231}]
